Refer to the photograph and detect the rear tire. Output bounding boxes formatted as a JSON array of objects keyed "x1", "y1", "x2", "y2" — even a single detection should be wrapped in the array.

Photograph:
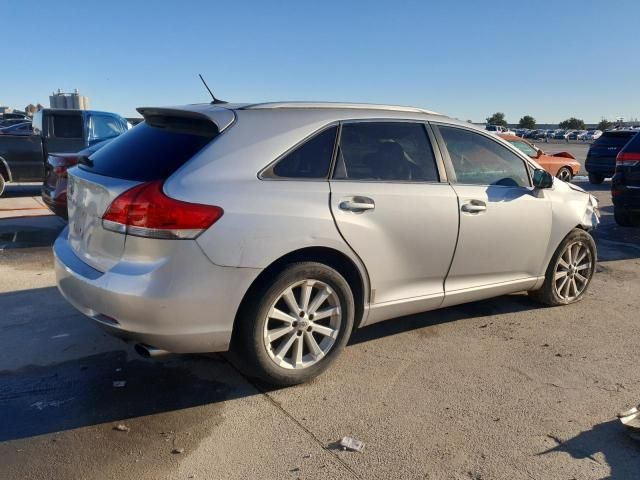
[
  {"x1": 614, "y1": 207, "x2": 639, "y2": 227},
  {"x1": 588, "y1": 173, "x2": 605, "y2": 185},
  {"x1": 0, "y1": 173, "x2": 5, "y2": 197},
  {"x1": 233, "y1": 262, "x2": 355, "y2": 386},
  {"x1": 529, "y1": 228, "x2": 596, "y2": 306},
  {"x1": 556, "y1": 167, "x2": 573, "y2": 182}
]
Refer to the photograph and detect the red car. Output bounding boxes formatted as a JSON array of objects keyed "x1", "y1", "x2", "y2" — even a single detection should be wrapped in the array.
[{"x1": 498, "y1": 134, "x2": 581, "y2": 182}]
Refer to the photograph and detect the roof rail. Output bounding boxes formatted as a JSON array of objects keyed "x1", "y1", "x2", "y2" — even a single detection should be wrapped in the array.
[{"x1": 241, "y1": 102, "x2": 441, "y2": 116}]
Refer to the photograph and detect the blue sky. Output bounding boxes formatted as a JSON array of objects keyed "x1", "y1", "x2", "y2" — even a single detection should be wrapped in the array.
[{"x1": 1, "y1": 0, "x2": 638, "y2": 123}]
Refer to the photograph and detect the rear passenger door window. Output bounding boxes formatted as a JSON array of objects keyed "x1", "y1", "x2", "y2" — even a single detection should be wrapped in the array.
[
  {"x1": 438, "y1": 126, "x2": 530, "y2": 187},
  {"x1": 52, "y1": 115, "x2": 83, "y2": 138},
  {"x1": 334, "y1": 122, "x2": 439, "y2": 182},
  {"x1": 265, "y1": 126, "x2": 338, "y2": 179}
]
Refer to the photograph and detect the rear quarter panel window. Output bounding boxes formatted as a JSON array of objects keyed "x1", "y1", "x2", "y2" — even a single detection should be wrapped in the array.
[{"x1": 265, "y1": 126, "x2": 338, "y2": 179}]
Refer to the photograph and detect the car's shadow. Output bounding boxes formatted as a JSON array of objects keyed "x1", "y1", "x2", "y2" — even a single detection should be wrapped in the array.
[
  {"x1": 0, "y1": 215, "x2": 65, "y2": 249},
  {"x1": 0, "y1": 284, "x2": 540, "y2": 443},
  {"x1": 1, "y1": 184, "x2": 42, "y2": 198},
  {"x1": 537, "y1": 419, "x2": 640, "y2": 480}
]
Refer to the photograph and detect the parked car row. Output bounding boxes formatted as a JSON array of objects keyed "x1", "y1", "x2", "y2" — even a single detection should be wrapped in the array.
[
  {"x1": 0, "y1": 108, "x2": 128, "y2": 197},
  {"x1": 51, "y1": 101, "x2": 601, "y2": 385},
  {"x1": 511, "y1": 128, "x2": 604, "y2": 141}
]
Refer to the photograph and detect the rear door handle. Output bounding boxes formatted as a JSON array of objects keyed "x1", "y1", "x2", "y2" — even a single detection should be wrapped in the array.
[
  {"x1": 339, "y1": 197, "x2": 375, "y2": 212},
  {"x1": 461, "y1": 200, "x2": 487, "y2": 213}
]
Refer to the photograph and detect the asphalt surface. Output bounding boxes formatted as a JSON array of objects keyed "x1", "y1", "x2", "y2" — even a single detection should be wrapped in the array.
[{"x1": 1, "y1": 178, "x2": 639, "y2": 479}]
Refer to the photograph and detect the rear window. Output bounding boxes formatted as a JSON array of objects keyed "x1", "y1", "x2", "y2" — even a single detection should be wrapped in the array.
[
  {"x1": 621, "y1": 131, "x2": 640, "y2": 151},
  {"x1": 595, "y1": 131, "x2": 637, "y2": 146},
  {"x1": 79, "y1": 116, "x2": 218, "y2": 181},
  {"x1": 53, "y1": 115, "x2": 83, "y2": 138}
]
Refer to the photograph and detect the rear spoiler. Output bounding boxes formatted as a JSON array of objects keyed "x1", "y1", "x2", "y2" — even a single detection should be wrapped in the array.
[{"x1": 136, "y1": 105, "x2": 236, "y2": 133}]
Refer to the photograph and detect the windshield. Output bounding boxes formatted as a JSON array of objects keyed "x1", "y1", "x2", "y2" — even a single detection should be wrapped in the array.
[{"x1": 508, "y1": 140, "x2": 538, "y2": 157}]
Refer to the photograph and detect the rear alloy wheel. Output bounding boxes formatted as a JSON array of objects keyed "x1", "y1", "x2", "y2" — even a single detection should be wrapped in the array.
[
  {"x1": 556, "y1": 167, "x2": 573, "y2": 182},
  {"x1": 588, "y1": 173, "x2": 605, "y2": 185},
  {"x1": 234, "y1": 262, "x2": 354, "y2": 386},
  {"x1": 529, "y1": 228, "x2": 596, "y2": 306},
  {"x1": 0, "y1": 173, "x2": 5, "y2": 197}
]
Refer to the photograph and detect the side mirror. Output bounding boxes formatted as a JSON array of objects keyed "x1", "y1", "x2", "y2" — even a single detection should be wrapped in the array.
[{"x1": 533, "y1": 168, "x2": 553, "y2": 189}]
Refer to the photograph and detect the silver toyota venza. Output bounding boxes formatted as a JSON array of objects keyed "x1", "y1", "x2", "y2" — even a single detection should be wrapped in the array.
[{"x1": 55, "y1": 102, "x2": 600, "y2": 385}]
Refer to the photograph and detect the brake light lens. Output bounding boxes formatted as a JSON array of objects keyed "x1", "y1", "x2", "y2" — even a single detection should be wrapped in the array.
[
  {"x1": 616, "y1": 151, "x2": 640, "y2": 167},
  {"x1": 102, "y1": 180, "x2": 223, "y2": 239},
  {"x1": 48, "y1": 154, "x2": 81, "y2": 178}
]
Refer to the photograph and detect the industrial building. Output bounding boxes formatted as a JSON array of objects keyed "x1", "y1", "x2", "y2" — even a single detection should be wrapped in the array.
[{"x1": 49, "y1": 89, "x2": 90, "y2": 110}]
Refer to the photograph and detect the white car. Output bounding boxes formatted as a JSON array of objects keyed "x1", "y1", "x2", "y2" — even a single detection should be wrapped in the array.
[
  {"x1": 485, "y1": 124, "x2": 515, "y2": 135},
  {"x1": 585, "y1": 129, "x2": 602, "y2": 140}
]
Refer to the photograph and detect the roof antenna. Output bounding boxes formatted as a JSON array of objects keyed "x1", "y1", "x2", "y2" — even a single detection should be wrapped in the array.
[{"x1": 198, "y1": 74, "x2": 227, "y2": 104}]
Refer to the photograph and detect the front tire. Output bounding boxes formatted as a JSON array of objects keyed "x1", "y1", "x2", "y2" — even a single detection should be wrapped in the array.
[
  {"x1": 556, "y1": 167, "x2": 573, "y2": 182},
  {"x1": 588, "y1": 173, "x2": 605, "y2": 185},
  {"x1": 233, "y1": 262, "x2": 355, "y2": 386},
  {"x1": 529, "y1": 228, "x2": 596, "y2": 306}
]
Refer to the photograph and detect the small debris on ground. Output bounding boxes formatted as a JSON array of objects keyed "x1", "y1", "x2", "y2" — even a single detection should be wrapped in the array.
[
  {"x1": 114, "y1": 424, "x2": 130, "y2": 432},
  {"x1": 172, "y1": 448, "x2": 185, "y2": 454},
  {"x1": 113, "y1": 380, "x2": 126, "y2": 388},
  {"x1": 339, "y1": 436, "x2": 365, "y2": 452}
]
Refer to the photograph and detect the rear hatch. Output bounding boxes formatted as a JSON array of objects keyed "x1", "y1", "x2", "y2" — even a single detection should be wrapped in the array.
[
  {"x1": 587, "y1": 131, "x2": 637, "y2": 167},
  {"x1": 66, "y1": 106, "x2": 228, "y2": 272}
]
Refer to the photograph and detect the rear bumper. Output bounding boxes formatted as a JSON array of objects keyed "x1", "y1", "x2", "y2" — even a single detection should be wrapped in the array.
[
  {"x1": 54, "y1": 227, "x2": 262, "y2": 353},
  {"x1": 585, "y1": 158, "x2": 615, "y2": 177},
  {"x1": 41, "y1": 181, "x2": 68, "y2": 219},
  {"x1": 612, "y1": 186, "x2": 640, "y2": 210}
]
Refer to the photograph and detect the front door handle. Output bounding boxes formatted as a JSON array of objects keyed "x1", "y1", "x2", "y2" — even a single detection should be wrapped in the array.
[
  {"x1": 339, "y1": 197, "x2": 375, "y2": 212},
  {"x1": 461, "y1": 200, "x2": 487, "y2": 213}
]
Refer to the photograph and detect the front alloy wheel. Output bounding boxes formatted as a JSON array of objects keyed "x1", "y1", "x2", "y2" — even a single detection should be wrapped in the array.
[
  {"x1": 556, "y1": 167, "x2": 573, "y2": 182},
  {"x1": 529, "y1": 228, "x2": 596, "y2": 306},
  {"x1": 553, "y1": 240, "x2": 593, "y2": 302}
]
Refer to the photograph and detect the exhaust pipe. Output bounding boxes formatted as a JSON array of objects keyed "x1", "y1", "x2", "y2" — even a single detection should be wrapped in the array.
[{"x1": 135, "y1": 343, "x2": 171, "y2": 358}]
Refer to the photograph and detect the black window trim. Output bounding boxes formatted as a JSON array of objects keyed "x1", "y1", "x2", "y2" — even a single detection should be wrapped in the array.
[
  {"x1": 329, "y1": 118, "x2": 447, "y2": 184},
  {"x1": 258, "y1": 122, "x2": 340, "y2": 181},
  {"x1": 430, "y1": 121, "x2": 534, "y2": 188}
]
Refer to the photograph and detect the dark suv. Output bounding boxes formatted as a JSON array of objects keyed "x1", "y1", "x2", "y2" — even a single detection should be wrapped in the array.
[
  {"x1": 586, "y1": 130, "x2": 638, "y2": 184},
  {"x1": 612, "y1": 132, "x2": 640, "y2": 226}
]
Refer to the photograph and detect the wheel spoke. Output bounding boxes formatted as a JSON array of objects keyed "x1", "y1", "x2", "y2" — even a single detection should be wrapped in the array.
[
  {"x1": 312, "y1": 323, "x2": 338, "y2": 339},
  {"x1": 300, "y1": 281, "x2": 313, "y2": 311},
  {"x1": 576, "y1": 262, "x2": 591, "y2": 272},
  {"x1": 312, "y1": 306, "x2": 340, "y2": 321},
  {"x1": 308, "y1": 287, "x2": 332, "y2": 315},
  {"x1": 267, "y1": 325, "x2": 295, "y2": 343},
  {"x1": 574, "y1": 248, "x2": 587, "y2": 266},
  {"x1": 557, "y1": 276, "x2": 569, "y2": 296},
  {"x1": 282, "y1": 287, "x2": 300, "y2": 314},
  {"x1": 555, "y1": 270, "x2": 568, "y2": 280},
  {"x1": 571, "y1": 278, "x2": 579, "y2": 297},
  {"x1": 566, "y1": 245, "x2": 573, "y2": 265},
  {"x1": 304, "y1": 331, "x2": 324, "y2": 359},
  {"x1": 575, "y1": 272, "x2": 587, "y2": 284},
  {"x1": 274, "y1": 332, "x2": 297, "y2": 360},
  {"x1": 291, "y1": 335, "x2": 304, "y2": 368},
  {"x1": 562, "y1": 277, "x2": 572, "y2": 298},
  {"x1": 558, "y1": 257, "x2": 570, "y2": 269},
  {"x1": 269, "y1": 307, "x2": 297, "y2": 324}
]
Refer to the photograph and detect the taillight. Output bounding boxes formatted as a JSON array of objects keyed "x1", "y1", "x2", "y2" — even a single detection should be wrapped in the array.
[
  {"x1": 616, "y1": 151, "x2": 640, "y2": 167},
  {"x1": 48, "y1": 154, "x2": 80, "y2": 178},
  {"x1": 102, "y1": 180, "x2": 223, "y2": 239}
]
